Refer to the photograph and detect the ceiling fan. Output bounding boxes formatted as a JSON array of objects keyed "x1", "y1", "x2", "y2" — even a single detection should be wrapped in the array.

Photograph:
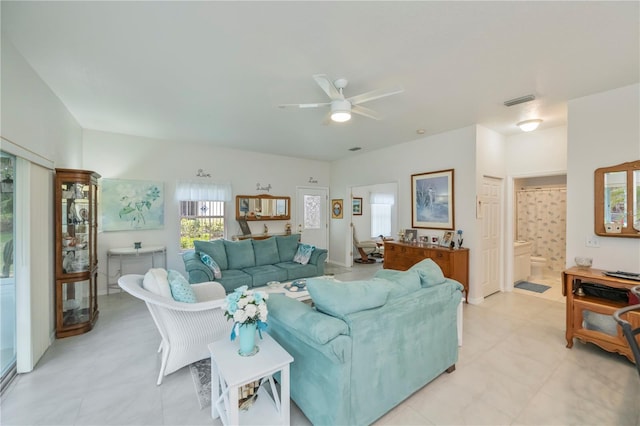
[{"x1": 278, "y1": 74, "x2": 404, "y2": 123}]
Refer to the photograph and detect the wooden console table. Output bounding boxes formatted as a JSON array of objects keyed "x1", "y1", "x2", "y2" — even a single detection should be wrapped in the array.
[
  {"x1": 383, "y1": 241, "x2": 469, "y2": 299},
  {"x1": 563, "y1": 267, "x2": 639, "y2": 363}
]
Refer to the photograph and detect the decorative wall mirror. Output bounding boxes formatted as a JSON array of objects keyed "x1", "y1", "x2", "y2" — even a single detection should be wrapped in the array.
[
  {"x1": 594, "y1": 160, "x2": 640, "y2": 237},
  {"x1": 236, "y1": 195, "x2": 291, "y2": 221}
]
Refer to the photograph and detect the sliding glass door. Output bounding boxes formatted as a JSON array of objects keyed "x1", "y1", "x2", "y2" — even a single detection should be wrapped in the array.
[{"x1": 0, "y1": 152, "x2": 16, "y2": 392}]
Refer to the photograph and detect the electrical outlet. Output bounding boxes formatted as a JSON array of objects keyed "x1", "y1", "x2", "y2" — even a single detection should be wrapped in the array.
[{"x1": 586, "y1": 236, "x2": 600, "y2": 248}]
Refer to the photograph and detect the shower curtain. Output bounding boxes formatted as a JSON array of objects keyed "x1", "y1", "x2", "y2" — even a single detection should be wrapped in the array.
[{"x1": 516, "y1": 187, "x2": 567, "y2": 274}]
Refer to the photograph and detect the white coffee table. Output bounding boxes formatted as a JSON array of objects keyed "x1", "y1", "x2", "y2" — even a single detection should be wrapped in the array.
[
  {"x1": 262, "y1": 280, "x2": 311, "y2": 302},
  {"x1": 208, "y1": 333, "x2": 294, "y2": 425}
]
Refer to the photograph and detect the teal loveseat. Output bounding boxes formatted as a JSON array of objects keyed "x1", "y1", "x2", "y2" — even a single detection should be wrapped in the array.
[
  {"x1": 182, "y1": 234, "x2": 328, "y2": 293},
  {"x1": 266, "y1": 259, "x2": 462, "y2": 426}
]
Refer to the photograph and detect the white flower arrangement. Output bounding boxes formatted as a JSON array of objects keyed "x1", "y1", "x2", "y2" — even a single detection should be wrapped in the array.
[{"x1": 223, "y1": 285, "x2": 268, "y2": 340}]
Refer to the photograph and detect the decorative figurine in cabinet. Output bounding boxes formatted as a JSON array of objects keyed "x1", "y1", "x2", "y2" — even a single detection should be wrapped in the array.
[{"x1": 54, "y1": 168, "x2": 100, "y2": 338}]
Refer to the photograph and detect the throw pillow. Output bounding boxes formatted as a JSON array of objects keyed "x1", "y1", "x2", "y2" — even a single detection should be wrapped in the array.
[
  {"x1": 409, "y1": 258, "x2": 447, "y2": 287},
  {"x1": 306, "y1": 278, "x2": 390, "y2": 320},
  {"x1": 194, "y1": 240, "x2": 228, "y2": 270},
  {"x1": 373, "y1": 269, "x2": 422, "y2": 298},
  {"x1": 167, "y1": 269, "x2": 198, "y2": 303},
  {"x1": 199, "y1": 252, "x2": 222, "y2": 279},
  {"x1": 275, "y1": 234, "x2": 300, "y2": 262},
  {"x1": 142, "y1": 268, "x2": 172, "y2": 299},
  {"x1": 293, "y1": 243, "x2": 315, "y2": 265}
]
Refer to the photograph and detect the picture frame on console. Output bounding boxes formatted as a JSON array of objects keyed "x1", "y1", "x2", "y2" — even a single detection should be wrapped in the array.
[
  {"x1": 440, "y1": 231, "x2": 454, "y2": 247},
  {"x1": 411, "y1": 169, "x2": 454, "y2": 230},
  {"x1": 404, "y1": 229, "x2": 418, "y2": 243}
]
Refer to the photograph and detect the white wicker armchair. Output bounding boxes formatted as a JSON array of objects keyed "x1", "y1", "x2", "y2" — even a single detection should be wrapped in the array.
[{"x1": 118, "y1": 274, "x2": 231, "y2": 385}]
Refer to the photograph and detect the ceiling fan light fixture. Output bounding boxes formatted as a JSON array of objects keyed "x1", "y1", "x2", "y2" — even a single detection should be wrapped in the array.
[
  {"x1": 517, "y1": 119, "x2": 543, "y2": 132},
  {"x1": 331, "y1": 99, "x2": 352, "y2": 122}
]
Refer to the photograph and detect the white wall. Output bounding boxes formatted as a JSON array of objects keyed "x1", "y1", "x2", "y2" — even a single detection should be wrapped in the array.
[
  {"x1": 1, "y1": 39, "x2": 83, "y2": 167},
  {"x1": 1, "y1": 38, "x2": 83, "y2": 370},
  {"x1": 82, "y1": 129, "x2": 331, "y2": 294},
  {"x1": 330, "y1": 126, "x2": 478, "y2": 288},
  {"x1": 566, "y1": 83, "x2": 640, "y2": 272}
]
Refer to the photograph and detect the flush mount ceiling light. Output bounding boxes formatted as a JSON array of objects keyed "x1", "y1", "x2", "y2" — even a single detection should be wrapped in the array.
[
  {"x1": 517, "y1": 119, "x2": 543, "y2": 132},
  {"x1": 330, "y1": 99, "x2": 351, "y2": 122}
]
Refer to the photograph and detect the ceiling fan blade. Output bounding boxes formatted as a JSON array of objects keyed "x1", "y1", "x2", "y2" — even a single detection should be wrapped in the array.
[
  {"x1": 278, "y1": 102, "x2": 330, "y2": 109},
  {"x1": 352, "y1": 105, "x2": 381, "y2": 120},
  {"x1": 348, "y1": 86, "x2": 404, "y2": 106},
  {"x1": 313, "y1": 74, "x2": 342, "y2": 100}
]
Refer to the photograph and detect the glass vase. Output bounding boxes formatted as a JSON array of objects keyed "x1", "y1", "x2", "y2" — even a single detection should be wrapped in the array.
[{"x1": 238, "y1": 322, "x2": 258, "y2": 356}]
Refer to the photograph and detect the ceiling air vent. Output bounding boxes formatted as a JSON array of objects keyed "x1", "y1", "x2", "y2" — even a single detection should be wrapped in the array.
[{"x1": 504, "y1": 94, "x2": 535, "y2": 107}]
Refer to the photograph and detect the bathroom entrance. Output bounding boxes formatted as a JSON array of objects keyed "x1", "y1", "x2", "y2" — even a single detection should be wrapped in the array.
[{"x1": 513, "y1": 174, "x2": 567, "y2": 300}]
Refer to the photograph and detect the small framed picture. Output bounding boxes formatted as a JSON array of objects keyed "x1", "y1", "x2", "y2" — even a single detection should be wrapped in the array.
[
  {"x1": 352, "y1": 197, "x2": 363, "y2": 216},
  {"x1": 430, "y1": 236, "x2": 440, "y2": 245},
  {"x1": 331, "y1": 199, "x2": 343, "y2": 219},
  {"x1": 404, "y1": 229, "x2": 418, "y2": 243},
  {"x1": 440, "y1": 230, "x2": 454, "y2": 247},
  {"x1": 238, "y1": 219, "x2": 251, "y2": 235}
]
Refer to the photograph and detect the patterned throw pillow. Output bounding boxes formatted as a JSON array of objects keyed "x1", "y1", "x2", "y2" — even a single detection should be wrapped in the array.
[
  {"x1": 293, "y1": 243, "x2": 315, "y2": 265},
  {"x1": 200, "y1": 252, "x2": 222, "y2": 279},
  {"x1": 167, "y1": 270, "x2": 198, "y2": 303}
]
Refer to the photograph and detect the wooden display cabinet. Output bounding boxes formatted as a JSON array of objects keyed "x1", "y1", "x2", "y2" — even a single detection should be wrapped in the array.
[
  {"x1": 563, "y1": 267, "x2": 640, "y2": 363},
  {"x1": 54, "y1": 168, "x2": 100, "y2": 338},
  {"x1": 383, "y1": 241, "x2": 469, "y2": 299}
]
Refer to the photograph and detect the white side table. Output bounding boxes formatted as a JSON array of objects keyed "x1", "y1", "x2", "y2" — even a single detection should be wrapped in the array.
[
  {"x1": 208, "y1": 333, "x2": 294, "y2": 425},
  {"x1": 106, "y1": 246, "x2": 166, "y2": 294}
]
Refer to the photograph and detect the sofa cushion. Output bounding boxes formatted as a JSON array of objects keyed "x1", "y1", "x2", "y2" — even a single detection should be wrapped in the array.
[
  {"x1": 293, "y1": 243, "x2": 315, "y2": 265},
  {"x1": 276, "y1": 234, "x2": 300, "y2": 262},
  {"x1": 216, "y1": 269, "x2": 253, "y2": 294},
  {"x1": 199, "y1": 252, "x2": 222, "y2": 279},
  {"x1": 223, "y1": 239, "x2": 256, "y2": 270},
  {"x1": 267, "y1": 294, "x2": 349, "y2": 345},
  {"x1": 243, "y1": 264, "x2": 288, "y2": 287},
  {"x1": 409, "y1": 258, "x2": 447, "y2": 287},
  {"x1": 167, "y1": 269, "x2": 197, "y2": 303},
  {"x1": 252, "y1": 237, "x2": 280, "y2": 266},
  {"x1": 373, "y1": 269, "x2": 422, "y2": 298},
  {"x1": 276, "y1": 261, "x2": 319, "y2": 281},
  {"x1": 194, "y1": 240, "x2": 228, "y2": 271},
  {"x1": 142, "y1": 268, "x2": 172, "y2": 299},
  {"x1": 306, "y1": 278, "x2": 390, "y2": 320}
]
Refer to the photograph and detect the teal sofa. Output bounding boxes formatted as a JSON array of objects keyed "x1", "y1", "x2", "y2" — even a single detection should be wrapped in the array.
[
  {"x1": 182, "y1": 234, "x2": 328, "y2": 293},
  {"x1": 266, "y1": 259, "x2": 463, "y2": 426}
]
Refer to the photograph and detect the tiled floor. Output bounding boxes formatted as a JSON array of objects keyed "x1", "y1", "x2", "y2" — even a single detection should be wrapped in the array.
[
  {"x1": 512, "y1": 272, "x2": 565, "y2": 303},
  {"x1": 2, "y1": 263, "x2": 639, "y2": 426}
]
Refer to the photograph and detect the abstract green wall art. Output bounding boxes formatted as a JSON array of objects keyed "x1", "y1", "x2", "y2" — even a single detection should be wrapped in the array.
[{"x1": 101, "y1": 179, "x2": 164, "y2": 231}]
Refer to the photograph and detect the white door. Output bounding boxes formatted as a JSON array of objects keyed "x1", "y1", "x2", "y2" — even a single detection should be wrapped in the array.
[
  {"x1": 481, "y1": 176, "x2": 502, "y2": 297},
  {"x1": 295, "y1": 187, "x2": 329, "y2": 251}
]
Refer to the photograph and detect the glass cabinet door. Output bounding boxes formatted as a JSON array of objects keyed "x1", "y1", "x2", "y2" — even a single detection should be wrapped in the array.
[{"x1": 60, "y1": 181, "x2": 91, "y2": 274}]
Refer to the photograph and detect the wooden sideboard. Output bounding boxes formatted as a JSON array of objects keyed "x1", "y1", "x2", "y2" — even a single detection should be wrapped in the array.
[
  {"x1": 383, "y1": 241, "x2": 469, "y2": 298},
  {"x1": 563, "y1": 267, "x2": 640, "y2": 363}
]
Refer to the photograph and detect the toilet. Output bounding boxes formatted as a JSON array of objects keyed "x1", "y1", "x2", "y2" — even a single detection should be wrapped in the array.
[{"x1": 530, "y1": 256, "x2": 547, "y2": 279}]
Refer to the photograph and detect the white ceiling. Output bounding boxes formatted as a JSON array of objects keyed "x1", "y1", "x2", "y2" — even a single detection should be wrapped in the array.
[{"x1": 3, "y1": 1, "x2": 639, "y2": 161}]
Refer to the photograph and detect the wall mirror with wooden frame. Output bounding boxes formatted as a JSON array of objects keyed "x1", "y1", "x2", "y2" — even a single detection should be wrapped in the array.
[
  {"x1": 236, "y1": 195, "x2": 291, "y2": 221},
  {"x1": 594, "y1": 160, "x2": 640, "y2": 237}
]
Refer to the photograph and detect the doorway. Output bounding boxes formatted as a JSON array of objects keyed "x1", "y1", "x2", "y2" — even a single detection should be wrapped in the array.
[
  {"x1": 295, "y1": 187, "x2": 329, "y2": 252},
  {"x1": 512, "y1": 174, "x2": 567, "y2": 302},
  {"x1": 480, "y1": 176, "x2": 503, "y2": 297},
  {"x1": 0, "y1": 152, "x2": 16, "y2": 393}
]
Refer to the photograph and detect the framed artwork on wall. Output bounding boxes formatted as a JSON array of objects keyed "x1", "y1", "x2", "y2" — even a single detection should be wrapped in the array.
[
  {"x1": 352, "y1": 197, "x2": 363, "y2": 215},
  {"x1": 331, "y1": 199, "x2": 343, "y2": 219},
  {"x1": 411, "y1": 169, "x2": 454, "y2": 230},
  {"x1": 101, "y1": 179, "x2": 164, "y2": 231}
]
